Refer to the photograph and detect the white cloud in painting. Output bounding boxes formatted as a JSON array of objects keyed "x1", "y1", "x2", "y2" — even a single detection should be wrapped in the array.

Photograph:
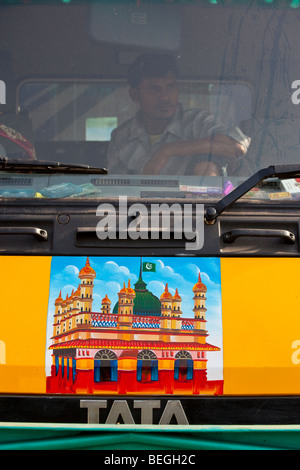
[
  {"x1": 186, "y1": 262, "x2": 219, "y2": 288},
  {"x1": 64, "y1": 264, "x2": 79, "y2": 276},
  {"x1": 96, "y1": 260, "x2": 138, "y2": 285},
  {"x1": 104, "y1": 260, "x2": 131, "y2": 275},
  {"x1": 147, "y1": 280, "x2": 175, "y2": 297},
  {"x1": 155, "y1": 259, "x2": 185, "y2": 284}
]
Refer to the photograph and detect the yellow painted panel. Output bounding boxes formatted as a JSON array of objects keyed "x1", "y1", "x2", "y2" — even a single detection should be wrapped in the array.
[
  {"x1": 158, "y1": 360, "x2": 174, "y2": 370},
  {"x1": 118, "y1": 358, "x2": 137, "y2": 370},
  {"x1": 76, "y1": 358, "x2": 93, "y2": 369},
  {"x1": 0, "y1": 256, "x2": 52, "y2": 393},
  {"x1": 194, "y1": 361, "x2": 206, "y2": 370},
  {"x1": 0, "y1": 366, "x2": 46, "y2": 393},
  {"x1": 221, "y1": 257, "x2": 300, "y2": 394},
  {"x1": 2, "y1": 255, "x2": 300, "y2": 396}
]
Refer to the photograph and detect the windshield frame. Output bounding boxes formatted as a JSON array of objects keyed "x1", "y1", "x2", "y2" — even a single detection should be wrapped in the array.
[{"x1": 1, "y1": 0, "x2": 300, "y2": 204}]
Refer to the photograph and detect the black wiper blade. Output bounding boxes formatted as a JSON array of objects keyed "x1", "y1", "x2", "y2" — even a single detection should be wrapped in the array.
[
  {"x1": 205, "y1": 164, "x2": 300, "y2": 223},
  {"x1": 0, "y1": 158, "x2": 108, "y2": 174}
]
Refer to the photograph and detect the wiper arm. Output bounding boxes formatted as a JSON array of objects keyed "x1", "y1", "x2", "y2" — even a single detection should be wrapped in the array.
[
  {"x1": 205, "y1": 164, "x2": 300, "y2": 224},
  {"x1": 0, "y1": 158, "x2": 108, "y2": 174}
]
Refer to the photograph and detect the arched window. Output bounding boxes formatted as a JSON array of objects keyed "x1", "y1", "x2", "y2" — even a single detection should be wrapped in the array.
[
  {"x1": 137, "y1": 350, "x2": 158, "y2": 382},
  {"x1": 174, "y1": 350, "x2": 193, "y2": 381},
  {"x1": 94, "y1": 349, "x2": 118, "y2": 382}
]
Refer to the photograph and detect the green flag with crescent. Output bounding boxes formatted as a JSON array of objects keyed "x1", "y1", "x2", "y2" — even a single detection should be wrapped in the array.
[{"x1": 142, "y1": 261, "x2": 156, "y2": 272}]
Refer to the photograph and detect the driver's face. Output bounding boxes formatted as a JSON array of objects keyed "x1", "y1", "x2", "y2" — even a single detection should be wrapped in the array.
[{"x1": 130, "y1": 71, "x2": 179, "y2": 122}]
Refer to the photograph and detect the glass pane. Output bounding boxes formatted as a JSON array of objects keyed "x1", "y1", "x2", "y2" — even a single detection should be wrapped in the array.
[{"x1": 0, "y1": 0, "x2": 299, "y2": 201}]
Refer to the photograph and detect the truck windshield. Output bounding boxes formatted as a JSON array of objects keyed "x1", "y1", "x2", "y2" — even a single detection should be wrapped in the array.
[{"x1": 1, "y1": 0, "x2": 300, "y2": 202}]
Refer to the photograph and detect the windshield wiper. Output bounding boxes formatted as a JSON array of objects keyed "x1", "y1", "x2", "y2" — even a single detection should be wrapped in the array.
[
  {"x1": 0, "y1": 158, "x2": 108, "y2": 174},
  {"x1": 205, "y1": 164, "x2": 300, "y2": 224}
]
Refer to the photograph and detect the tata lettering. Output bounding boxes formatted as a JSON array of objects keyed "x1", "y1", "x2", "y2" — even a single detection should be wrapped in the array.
[{"x1": 80, "y1": 399, "x2": 189, "y2": 425}]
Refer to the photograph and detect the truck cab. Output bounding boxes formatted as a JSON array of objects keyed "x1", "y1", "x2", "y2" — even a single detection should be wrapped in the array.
[{"x1": 1, "y1": 0, "x2": 300, "y2": 450}]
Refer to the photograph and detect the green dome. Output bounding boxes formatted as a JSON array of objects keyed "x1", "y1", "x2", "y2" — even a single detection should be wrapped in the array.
[{"x1": 113, "y1": 276, "x2": 161, "y2": 316}]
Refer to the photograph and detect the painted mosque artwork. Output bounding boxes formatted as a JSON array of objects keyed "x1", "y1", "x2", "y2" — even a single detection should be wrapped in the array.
[{"x1": 46, "y1": 257, "x2": 223, "y2": 395}]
